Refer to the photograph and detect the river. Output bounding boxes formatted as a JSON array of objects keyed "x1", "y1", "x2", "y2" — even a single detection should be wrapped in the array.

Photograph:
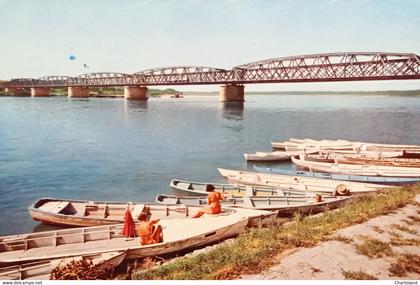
[{"x1": 0, "y1": 94, "x2": 419, "y2": 235}]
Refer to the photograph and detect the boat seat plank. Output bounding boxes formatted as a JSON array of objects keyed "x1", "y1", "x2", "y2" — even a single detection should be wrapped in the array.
[
  {"x1": 242, "y1": 197, "x2": 254, "y2": 208},
  {"x1": 71, "y1": 204, "x2": 86, "y2": 216},
  {"x1": 38, "y1": 202, "x2": 62, "y2": 212},
  {"x1": 131, "y1": 204, "x2": 146, "y2": 220},
  {"x1": 44, "y1": 202, "x2": 70, "y2": 214},
  {"x1": 276, "y1": 189, "x2": 285, "y2": 196},
  {"x1": 245, "y1": 186, "x2": 254, "y2": 196}
]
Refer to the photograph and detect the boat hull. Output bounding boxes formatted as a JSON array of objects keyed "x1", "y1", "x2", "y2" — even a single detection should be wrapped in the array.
[
  {"x1": 217, "y1": 168, "x2": 388, "y2": 196},
  {"x1": 253, "y1": 166, "x2": 420, "y2": 185},
  {"x1": 292, "y1": 156, "x2": 420, "y2": 177},
  {"x1": 156, "y1": 194, "x2": 352, "y2": 217},
  {"x1": 0, "y1": 217, "x2": 249, "y2": 266},
  {"x1": 0, "y1": 251, "x2": 126, "y2": 280}
]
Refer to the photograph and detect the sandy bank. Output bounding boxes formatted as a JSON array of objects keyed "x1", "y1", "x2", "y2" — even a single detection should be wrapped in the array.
[{"x1": 242, "y1": 195, "x2": 420, "y2": 280}]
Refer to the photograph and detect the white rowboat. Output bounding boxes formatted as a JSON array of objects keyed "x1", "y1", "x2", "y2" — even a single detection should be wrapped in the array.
[
  {"x1": 0, "y1": 215, "x2": 249, "y2": 265},
  {"x1": 217, "y1": 168, "x2": 389, "y2": 195}
]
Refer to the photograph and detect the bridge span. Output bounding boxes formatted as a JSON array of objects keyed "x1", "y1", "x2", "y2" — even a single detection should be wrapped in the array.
[{"x1": 1, "y1": 52, "x2": 420, "y2": 101}]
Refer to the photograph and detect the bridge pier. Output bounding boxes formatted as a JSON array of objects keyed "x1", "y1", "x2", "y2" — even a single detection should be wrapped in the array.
[
  {"x1": 219, "y1": 84, "x2": 244, "y2": 102},
  {"x1": 31, "y1": 87, "x2": 50, "y2": 97},
  {"x1": 5, "y1": 87, "x2": 19, "y2": 94},
  {"x1": 68, "y1": 87, "x2": 89, "y2": 98},
  {"x1": 124, "y1": 86, "x2": 148, "y2": 100}
]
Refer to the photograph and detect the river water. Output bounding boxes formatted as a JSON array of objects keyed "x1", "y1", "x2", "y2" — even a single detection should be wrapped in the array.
[{"x1": 0, "y1": 94, "x2": 419, "y2": 235}]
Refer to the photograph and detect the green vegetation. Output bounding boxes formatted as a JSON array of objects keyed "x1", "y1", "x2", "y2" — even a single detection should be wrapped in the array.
[
  {"x1": 355, "y1": 237, "x2": 393, "y2": 258},
  {"x1": 131, "y1": 185, "x2": 419, "y2": 280},
  {"x1": 342, "y1": 270, "x2": 378, "y2": 280}
]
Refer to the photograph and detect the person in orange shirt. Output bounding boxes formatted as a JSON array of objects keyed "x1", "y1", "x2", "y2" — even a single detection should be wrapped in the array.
[
  {"x1": 192, "y1": 184, "x2": 224, "y2": 218},
  {"x1": 137, "y1": 212, "x2": 163, "y2": 246},
  {"x1": 122, "y1": 202, "x2": 136, "y2": 240}
]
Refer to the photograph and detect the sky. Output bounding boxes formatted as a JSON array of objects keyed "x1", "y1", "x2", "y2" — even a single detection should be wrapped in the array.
[{"x1": 0, "y1": 0, "x2": 419, "y2": 91}]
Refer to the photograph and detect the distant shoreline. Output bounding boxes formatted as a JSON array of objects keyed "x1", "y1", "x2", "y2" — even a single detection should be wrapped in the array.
[
  {"x1": 182, "y1": 90, "x2": 420, "y2": 96},
  {"x1": 2, "y1": 89, "x2": 420, "y2": 97}
]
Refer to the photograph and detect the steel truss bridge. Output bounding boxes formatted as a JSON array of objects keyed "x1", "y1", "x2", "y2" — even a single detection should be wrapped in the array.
[{"x1": 2, "y1": 52, "x2": 420, "y2": 88}]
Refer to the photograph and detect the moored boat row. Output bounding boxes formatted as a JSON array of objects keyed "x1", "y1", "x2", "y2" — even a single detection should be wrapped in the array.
[{"x1": 5, "y1": 137, "x2": 420, "y2": 279}]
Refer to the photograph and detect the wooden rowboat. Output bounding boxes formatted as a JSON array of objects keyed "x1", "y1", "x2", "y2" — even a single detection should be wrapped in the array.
[
  {"x1": 169, "y1": 179, "x2": 307, "y2": 197},
  {"x1": 244, "y1": 149, "x2": 319, "y2": 162},
  {"x1": 0, "y1": 215, "x2": 249, "y2": 265},
  {"x1": 0, "y1": 251, "x2": 126, "y2": 280},
  {"x1": 217, "y1": 168, "x2": 389, "y2": 195},
  {"x1": 272, "y1": 139, "x2": 354, "y2": 150},
  {"x1": 272, "y1": 138, "x2": 420, "y2": 153},
  {"x1": 244, "y1": 151, "x2": 290, "y2": 162},
  {"x1": 29, "y1": 198, "x2": 217, "y2": 227},
  {"x1": 29, "y1": 197, "x2": 275, "y2": 229},
  {"x1": 155, "y1": 194, "x2": 352, "y2": 217},
  {"x1": 253, "y1": 166, "x2": 420, "y2": 185},
  {"x1": 304, "y1": 154, "x2": 420, "y2": 168},
  {"x1": 292, "y1": 156, "x2": 420, "y2": 177}
]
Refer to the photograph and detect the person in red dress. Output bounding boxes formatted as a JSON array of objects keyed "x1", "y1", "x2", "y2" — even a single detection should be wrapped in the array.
[{"x1": 122, "y1": 202, "x2": 136, "y2": 239}]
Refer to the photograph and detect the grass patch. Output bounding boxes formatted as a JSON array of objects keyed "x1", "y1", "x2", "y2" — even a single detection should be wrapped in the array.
[
  {"x1": 390, "y1": 237, "x2": 420, "y2": 247},
  {"x1": 328, "y1": 234, "x2": 354, "y2": 244},
  {"x1": 371, "y1": 225, "x2": 385, "y2": 234},
  {"x1": 342, "y1": 269, "x2": 378, "y2": 280},
  {"x1": 390, "y1": 224, "x2": 417, "y2": 235},
  {"x1": 401, "y1": 218, "x2": 415, "y2": 225},
  {"x1": 132, "y1": 186, "x2": 419, "y2": 280},
  {"x1": 355, "y1": 237, "x2": 393, "y2": 258},
  {"x1": 407, "y1": 215, "x2": 420, "y2": 223},
  {"x1": 389, "y1": 254, "x2": 420, "y2": 277}
]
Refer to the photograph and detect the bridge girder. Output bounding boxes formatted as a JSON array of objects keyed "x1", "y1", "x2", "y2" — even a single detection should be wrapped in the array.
[
  {"x1": 233, "y1": 52, "x2": 420, "y2": 83},
  {"x1": 1, "y1": 52, "x2": 419, "y2": 88},
  {"x1": 134, "y1": 66, "x2": 229, "y2": 85}
]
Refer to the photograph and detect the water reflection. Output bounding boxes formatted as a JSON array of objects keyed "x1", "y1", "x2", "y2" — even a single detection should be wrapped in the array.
[
  {"x1": 33, "y1": 222, "x2": 68, "y2": 233},
  {"x1": 124, "y1": 100, "x2": 148, "y2": 113},
  {"x1": 219, "y1": 102, "x2": 244, "y2": 121}
]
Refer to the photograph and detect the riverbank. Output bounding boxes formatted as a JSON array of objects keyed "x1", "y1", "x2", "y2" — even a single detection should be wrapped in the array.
[
  {"x1": 243, "y1": 194, "x2": 420, "y2": 280},
  {"x1": 128, "y1": 185, "x2": 419, "y2": 280}
]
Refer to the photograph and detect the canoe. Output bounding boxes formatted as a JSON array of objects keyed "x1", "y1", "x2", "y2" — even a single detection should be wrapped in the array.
[
  {"x1": 292, "y1": 156, "x2": 420, "y2": 177},
  {"x1": 169, "y1": 179, "x2": 307, "y2": 197},
  {"x1": 0, "y1": 214, "x2": 249, "y2": 265},
  {"x1": 217, "y1": 168, "x2": 389, "y2": 195},
  {"x1": 0, "y1": 251, "x2": 126, "y2": 280},
  {"x1": 155, "y1": 194, "x2": 352, "y2": 217},
  {"x1": 253, "y1": 166, "x2": 420, "y2": 185}
]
